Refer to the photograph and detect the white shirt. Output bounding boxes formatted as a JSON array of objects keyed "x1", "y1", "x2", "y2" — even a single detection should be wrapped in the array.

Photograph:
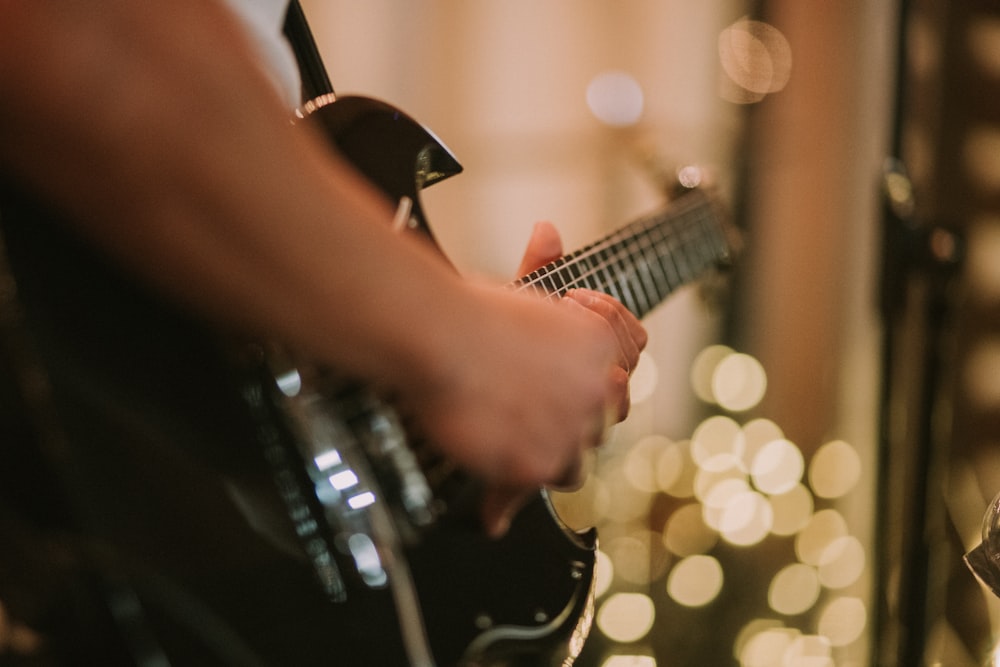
[{"x1": 223, "y1": 0, "x2": 303, "y2": 108}]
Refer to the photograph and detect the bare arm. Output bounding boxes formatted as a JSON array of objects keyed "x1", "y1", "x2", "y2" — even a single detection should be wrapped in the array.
[
  {"x1": 0, "y1": 0, "x2": 455, "y2": 385},
  {"x1": 0, "y1": 0, "x2": 646, "y2": 533}
]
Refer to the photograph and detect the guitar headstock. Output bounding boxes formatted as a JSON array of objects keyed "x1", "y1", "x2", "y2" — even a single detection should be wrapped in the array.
[
  {"x1": 627, "y1": 143, "x2": 743, "y2": 264},
  {"x1": 660, "y1": 163, "x2": 743, "y2": 309},
  {"x1": 672, "y1": 164, "x2": 743, "y2": 264}
]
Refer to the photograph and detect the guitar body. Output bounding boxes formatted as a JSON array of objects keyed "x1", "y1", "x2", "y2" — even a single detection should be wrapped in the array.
[{"x1": 0, "y1": 95, "x2": 596, "y2": 666}]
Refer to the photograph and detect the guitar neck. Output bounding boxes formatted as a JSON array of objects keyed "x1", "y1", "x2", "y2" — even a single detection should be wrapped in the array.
[{"x1": 512, "y1": 189, "x2": 732, "y2": 319}]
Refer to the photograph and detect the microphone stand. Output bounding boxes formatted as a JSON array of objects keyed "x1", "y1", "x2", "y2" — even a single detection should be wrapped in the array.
[{"x1": 872, "y1": 3, "x2": 965, "y2": 657}]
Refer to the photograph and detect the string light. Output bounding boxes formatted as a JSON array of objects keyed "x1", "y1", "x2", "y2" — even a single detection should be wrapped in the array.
[{"x1": 582, "y1": 345, "x2": 868, "y2": 660}]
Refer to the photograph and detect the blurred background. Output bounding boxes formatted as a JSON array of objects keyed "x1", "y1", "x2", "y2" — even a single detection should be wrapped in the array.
[{"x1": 301, "y1": 1, "x2": 1000, "y2": 665}]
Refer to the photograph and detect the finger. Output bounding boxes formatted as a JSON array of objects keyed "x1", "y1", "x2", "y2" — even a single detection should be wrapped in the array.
[
  {"x1": 567, "y1": 289, "x2": 643, "y2": 373},
  {"x1": 587, "y1": 291, "x2": 648, "y2": 362},
  {"x1": 480, "y1": 485, "x2": 533, "y2": 539},
  {"x1": 516, "y1": 221, "x2": 564, "y2": 276},
  {"x1": 609, "y1": 364, "x2": 632, "y2": 421}
]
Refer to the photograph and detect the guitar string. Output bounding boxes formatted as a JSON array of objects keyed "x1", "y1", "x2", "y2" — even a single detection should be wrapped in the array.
[
  {"x1": 519, "y1": 214, "x2": 704, "y2": 315},
  {"x1": 618, "y1": 204, "x2": 717, "y2": 312},
  {"x1": 516, "y1": 218, "x2": 679, "y2": 303},
  {"x1": 515, "y1": 193, "x2": 725, "y2": 315},
  {"x1": 515, "y1": 192, "x2": 716, "y2": 298}
]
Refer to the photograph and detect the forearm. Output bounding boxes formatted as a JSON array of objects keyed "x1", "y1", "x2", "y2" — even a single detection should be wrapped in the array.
[
  {"x1": 0, "y1": 0, "x2": 650, "y2": 530},
  {"x1": 0, "y1": 0, "x2": 469, "y2": 392}
]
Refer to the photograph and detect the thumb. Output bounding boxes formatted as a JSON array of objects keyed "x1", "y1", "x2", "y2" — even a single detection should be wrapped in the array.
[{"x1": 516, "y1": 221, "x2": 564, "y2": 277}]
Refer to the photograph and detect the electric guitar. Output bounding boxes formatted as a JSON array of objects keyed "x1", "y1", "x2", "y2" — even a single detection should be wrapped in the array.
[{"x1": 0, "y1": 94, "x2": 735, "y2": 666}]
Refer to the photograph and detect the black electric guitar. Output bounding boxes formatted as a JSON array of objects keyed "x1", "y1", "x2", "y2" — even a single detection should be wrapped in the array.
[{"x1": 0, "y1": 94, "x2": 734, "y2": 666}]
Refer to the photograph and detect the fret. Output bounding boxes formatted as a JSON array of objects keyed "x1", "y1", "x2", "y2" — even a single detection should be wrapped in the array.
[
  {"x1": 551, "y1": 253, "x2": 573, "y2": 290},
  {"x1": 595, "y1": 248, "x2": 626, "y2": 305},
  {"x1": 690, "y1": 215, "x2": 718, "y2": 274},
  {"x1": 569, "y1": 253, "x2": 586, "y2": 282},
  {"x1": 547, "y1": 268, "x2": 567, "y2": 294},
  {"x1": 636, "y1": 231, "x2": 671, "y2": 309},
  {"x1": 608, "y1": 259, "x2": 640, "y2": 315},
  {"x1": 518, "y1": 270, "x2": 546, "y2": 298},
  {"x1": 580, "y1": 250, "x2": 603, "y2": 291},
  {"x1": 541, "y1": 272, "x2": 559, "y2": 295},
  {"x1": 608, "y1": 238, "x2": 643, "y2": 315},
  {"x1": 656, "y1": 232, "x2": 683, "y2": 295},
  {"x1": 589, "y1": 249, "x2": 612, "y2": 292},
  {"x1": 565, "y1": 253, "x2": 586, "y2": 290},
  {"x1": 618, "y1": 244, "x2": 650, "y2": 313},
  {"x1": 643, "y1": 211, "x2": 679, "y2": 292},
  {"x1": 630, "y1": 254, "x2": 658, "y2": 318},
  {"x1": 689, "y1": 209, "x2": 716, "y2": 264},
  {"x1": 671, "y1": 223, "x2": 695, "y2": 285}
]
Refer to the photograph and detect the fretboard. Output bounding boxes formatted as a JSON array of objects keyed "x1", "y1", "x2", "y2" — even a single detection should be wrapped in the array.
[{"x1": 512, "y1": 188, "x2": 732, "y2": 319}]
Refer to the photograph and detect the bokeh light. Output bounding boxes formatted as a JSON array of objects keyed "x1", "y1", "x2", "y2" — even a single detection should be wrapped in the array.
[
  {"x1": 808, "y1": 439, "x2": 862, "y2": 499},
  {"x1": 718, "y1": 490, "x2": 773, "y2": 546},
  {"x1": 784, "y1": 635, "x2": 834, "y2": 667},
  {"x1": 602, "y1": 656, "x2": 656, "y2": 667},
  {"x1": 595, "y1": 549, "x2": 615, "y2": 599},
  {"x1": 630, "y1": 351, "x2": 660, "y2": 404},
  {"x1": 602, "y1": 465, "x2": 656, "y2": 523},
  {"x1": 691, "y1": 415, "x2": 744, "y2": 472},
  {"x1": 769, "y1": 483, "x2": 815, "y2": 536},
  {"x1": 550, "y1": 473, "x2": 610, "y2": 529},
  {"x1": 734, "y1": 619, "x2": 785, "y2": 663},
  {"x1": 597, "y1": 593, "x2": 656, "y2": 642},
  {"x1": 656, "y1": 438, "x2": 694, "y2": 496},
  {"x1": 695, "y1": 465, "x2": 748, "y2": 509},
  {"x1": 739, "y1": 627, "x2": 800, "y2": 667},
  {"x1": 718, "y1": 18, "x2": 792, "y2": 104},
  {"x1": 666, "y1": 555, "x2": 724, "y2": 607},
  {"x1": 699, "y1": 474, "x2": 752, "y2": 530},
  {"x1": 590, "y1": 342, "x2": 867, "y2": 662},
  {"x1": 817, "y1": 535, "x2": 865, "y2": 590},
  {"x1": 587, "y1": 70, "x2": 645, "y2": 127},
  {"x1": 768, "y1": 563, "x2": 821, "y2": 615},
  {"x1": 750, "y1": 438, "x2": 804, "y2": 495},
  {"x1": 795, "y1": 510, "x2": 849, "y2": 567},
  {"x1": 663, "y1": 502, "x2": 718, "y2": 556},
  {"x1": 713, "y1": 352, "x2": 768, "y2": 412},
  {"x1": 740, "y1": 418, "x2": 785, "y2": 472},
  {"x1": 606, "y1": 530, "x2": 669, "y2": 586},
  {"x1": 625, "y1": 435, "x2": 673, "y2": 493},
  {"x1": 740, "y1": 629, "x2": 833, "y2": 667},
  {"x1": 816, "y1": 597, "x2": 867, "y2": 647},
  {"x1": 691, "y1": 345, "x2": 735, "y2": 403}
]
